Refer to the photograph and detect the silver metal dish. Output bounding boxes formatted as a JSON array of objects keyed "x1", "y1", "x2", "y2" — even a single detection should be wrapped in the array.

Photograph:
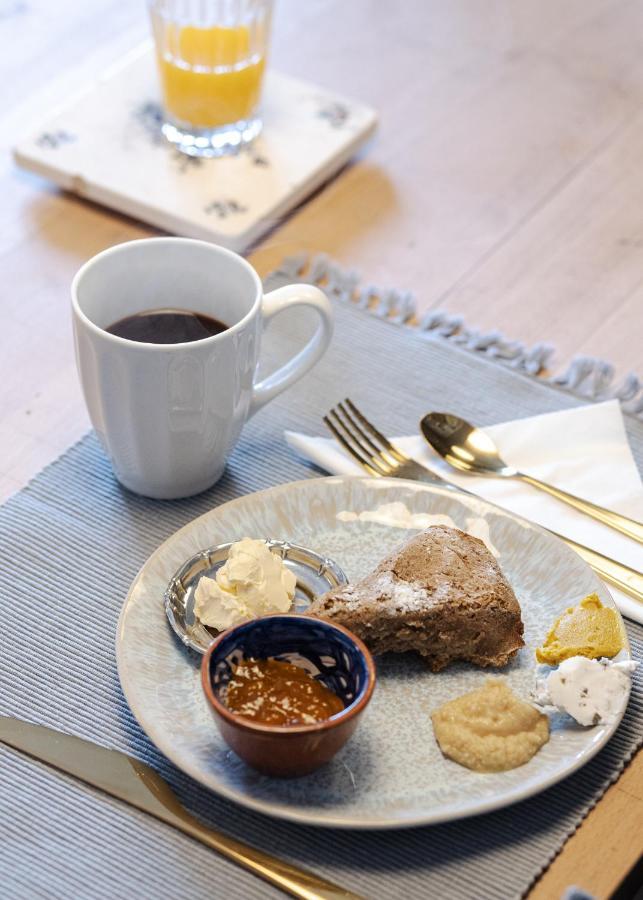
[{"x1": 164, "y1": 539, "x2": 349, "y2": 655}]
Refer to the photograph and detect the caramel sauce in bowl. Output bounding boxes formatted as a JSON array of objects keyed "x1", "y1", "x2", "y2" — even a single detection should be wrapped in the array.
[
  {"x1": 201, "y1": 615, "x2": 376, "y2": 777},
  {"x1": 226, "y1": 658, "x2": 346, "y2": 726}
]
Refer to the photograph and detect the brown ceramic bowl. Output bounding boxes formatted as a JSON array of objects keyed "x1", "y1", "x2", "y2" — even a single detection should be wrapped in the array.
[{"x1": 201, "y1": 614, "x2": 376, "y2": 777}]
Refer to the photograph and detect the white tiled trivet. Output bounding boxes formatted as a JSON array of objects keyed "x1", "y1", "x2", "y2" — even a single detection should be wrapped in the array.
[{"x1": 13, "y1": 43, "x2": 377, "y2": 252}]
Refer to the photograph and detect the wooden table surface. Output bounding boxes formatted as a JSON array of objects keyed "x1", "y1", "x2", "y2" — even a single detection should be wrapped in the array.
[{"x1": 2, "y1": 0, "x2": 642, "y2": 896}]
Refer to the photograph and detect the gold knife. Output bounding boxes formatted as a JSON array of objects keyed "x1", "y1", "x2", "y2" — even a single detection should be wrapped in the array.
[{"x1": 0, "y1": 716, "x2": 363, "y2": 900}]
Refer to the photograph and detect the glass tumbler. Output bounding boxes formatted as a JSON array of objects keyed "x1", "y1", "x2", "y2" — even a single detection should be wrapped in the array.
[{"x1": 148, "y1": 0, "x2": 274, "y2": 157}]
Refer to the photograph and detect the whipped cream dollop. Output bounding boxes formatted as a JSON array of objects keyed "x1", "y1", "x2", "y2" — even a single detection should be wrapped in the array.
[
  {"x1": 336, "y1": 503, "x2": 500, "y2": 556},
  {"x1": 534, "y1": 656, "x2": 638, "y2": 726},
  {"x1": 193, "y1": 538, "x2": 297, "y2": 631}
]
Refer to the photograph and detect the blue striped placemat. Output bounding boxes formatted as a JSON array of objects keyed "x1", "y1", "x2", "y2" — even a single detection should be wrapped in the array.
[{"x1": 1, "y1": 296, "x2": 641, "y2": 900}]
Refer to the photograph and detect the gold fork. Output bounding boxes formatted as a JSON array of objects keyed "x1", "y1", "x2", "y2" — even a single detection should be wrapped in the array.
[
  {"x1": 324, "y1": 400, "x2": 446, "y2": 485},
  {"x1": 324, "y1": 399, "x2": 643, "y2": 604}
]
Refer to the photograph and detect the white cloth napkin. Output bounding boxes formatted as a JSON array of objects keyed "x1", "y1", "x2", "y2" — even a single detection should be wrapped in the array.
[{"x1": 286, "y1": 400, "x2": 643, "y2": 624}]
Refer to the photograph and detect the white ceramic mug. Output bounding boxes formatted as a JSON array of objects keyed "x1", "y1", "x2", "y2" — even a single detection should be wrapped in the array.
[{"x1": 72, "y1": 238, "x2": 333, "y2": 499}]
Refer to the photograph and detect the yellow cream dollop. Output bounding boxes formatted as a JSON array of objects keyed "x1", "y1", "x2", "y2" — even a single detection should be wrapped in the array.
[{"x1": 535, "y1": 593, "x2": 623, "y2": 665}]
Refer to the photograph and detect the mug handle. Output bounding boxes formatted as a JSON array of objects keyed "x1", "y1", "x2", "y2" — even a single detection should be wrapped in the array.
[{"x1": 250, "y1": 284, "x2": 334, "y2": 416}]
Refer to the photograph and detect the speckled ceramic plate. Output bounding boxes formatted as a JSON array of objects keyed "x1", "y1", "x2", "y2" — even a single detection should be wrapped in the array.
[{"x1": 116, "y1": 476, "x2": 631, "y2": 829}]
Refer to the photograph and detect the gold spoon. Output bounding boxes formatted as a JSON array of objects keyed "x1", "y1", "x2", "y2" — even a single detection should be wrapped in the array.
[{"x1": 420, "y1": 412, "x2": 643, "y2": 545}]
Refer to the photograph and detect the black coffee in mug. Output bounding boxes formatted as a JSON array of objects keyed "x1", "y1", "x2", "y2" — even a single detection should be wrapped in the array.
[{"x1": 106, "y1": 308, "x2": 229, "y2": 344}]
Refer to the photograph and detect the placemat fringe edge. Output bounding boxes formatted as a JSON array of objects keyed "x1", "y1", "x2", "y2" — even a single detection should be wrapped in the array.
[{"x1": 264, "y1": 254, "x2": 643, "y2": 419}]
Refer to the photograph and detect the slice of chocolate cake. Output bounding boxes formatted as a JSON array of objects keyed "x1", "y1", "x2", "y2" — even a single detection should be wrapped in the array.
[{"x1": 308, "y1": 526, "x2": 524, "y2": 671}]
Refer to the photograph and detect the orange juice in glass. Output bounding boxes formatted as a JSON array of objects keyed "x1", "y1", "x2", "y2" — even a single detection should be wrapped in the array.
[{"x1": 148, "y1": 0, "x2": 273, "y2": 157}]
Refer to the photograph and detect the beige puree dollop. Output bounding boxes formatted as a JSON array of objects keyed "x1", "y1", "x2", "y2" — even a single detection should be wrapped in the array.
[{"x1": 431, "y1": 678, "x2": 550, "y2": 772}]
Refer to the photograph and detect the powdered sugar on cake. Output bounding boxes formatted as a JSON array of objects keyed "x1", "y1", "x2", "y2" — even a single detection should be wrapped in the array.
[
  {"x1": 308, "y1": 525, "x2": 524, "y2": 671},
  {"x1": 326, "y1": 562, "x2": 472, "y2": 613}
]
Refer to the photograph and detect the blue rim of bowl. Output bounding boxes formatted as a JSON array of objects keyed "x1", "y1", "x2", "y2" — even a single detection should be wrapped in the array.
[{"x1": 201, "y1": 614, "x2": 377, "y2": 735}]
